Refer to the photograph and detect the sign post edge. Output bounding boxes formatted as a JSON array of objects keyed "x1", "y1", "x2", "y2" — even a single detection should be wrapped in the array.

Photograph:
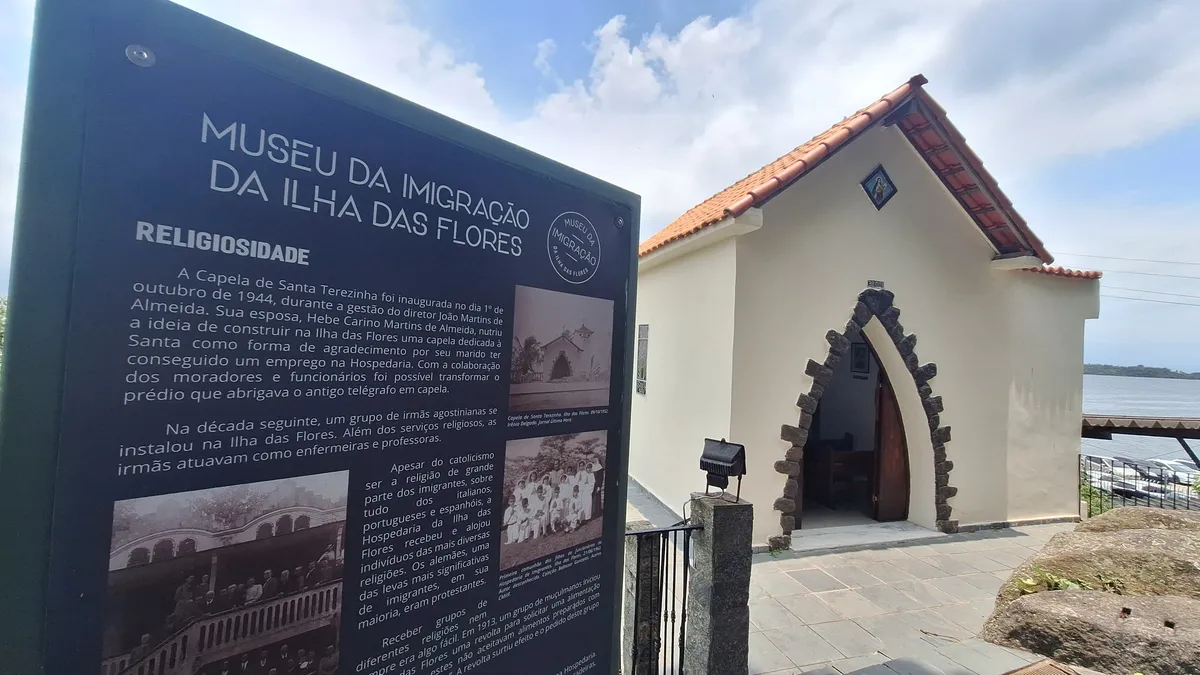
[{"x1": 0, "y1": 1, "x2": 99, "y2": 673}]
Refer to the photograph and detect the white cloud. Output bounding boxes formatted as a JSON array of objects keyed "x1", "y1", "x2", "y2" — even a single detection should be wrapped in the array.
[
  {"x1": 503, "y1": 0, "x2": 1200, "y2": 231},
  {"x1": 173, "y1": 0, "x2": 502, "y2": 133},
  {"x1": 0, "y1": 0, "x2": 34, "y2": 286},
  {"x1": 533, "y1": 38, "x2": 557, "y2": 81},
  {"x1": 4, "y1": 0, "x2": 1198, "y2": 236},
  {"x1": 945, "y1": 1, "x2": 1200, "y2": 176},
  {"x1": 0, "y1": 86, "x2": 22, "y2": 255},
  {"x1": 1, "y1": 0, "x2": 1199, "y2": 363}
]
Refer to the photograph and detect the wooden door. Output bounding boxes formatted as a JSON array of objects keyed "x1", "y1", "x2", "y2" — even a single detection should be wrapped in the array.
[{"x1": 873, "y1": 371, "x2": 910, "y2": 521}]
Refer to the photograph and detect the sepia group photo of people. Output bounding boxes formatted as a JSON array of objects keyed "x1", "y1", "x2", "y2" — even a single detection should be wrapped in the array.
[{"x1": 499, "y1": 431, "x2": 607, "y2": 571}]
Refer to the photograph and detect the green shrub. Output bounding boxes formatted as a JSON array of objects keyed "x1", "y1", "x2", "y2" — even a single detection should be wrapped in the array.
[
  {"x1": 1080, "y1": 480, "x2": 1113, "y2": 518},
  {"x1": 1017, "y1": 565, "x2": 1124, "y2": 596}
]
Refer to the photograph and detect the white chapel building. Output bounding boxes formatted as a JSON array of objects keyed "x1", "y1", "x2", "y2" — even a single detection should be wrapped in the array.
[
  {"x1": 542, "y1": 323, "x2": 600, "y2": 381},
  {"x1": 629, "y1": 75, "x2": 1101, "y2": 548}
]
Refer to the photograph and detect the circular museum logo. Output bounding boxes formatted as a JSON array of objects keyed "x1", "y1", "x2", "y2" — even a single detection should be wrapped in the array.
[{"x1": 546, "y1": 211, "x2": 601, "y2": 284}]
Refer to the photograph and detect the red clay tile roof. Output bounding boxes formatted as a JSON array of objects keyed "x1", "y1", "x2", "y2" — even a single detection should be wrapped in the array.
[
  {"x1": 1023, "y1": 265, "x2": 1102, "y2": 280},
  {"x1": 639, "y1": 75, "x2": 1053, "y2": 264},
  {"x1": 897, "y1": 89, "x2": 1051, "y2": 263}
]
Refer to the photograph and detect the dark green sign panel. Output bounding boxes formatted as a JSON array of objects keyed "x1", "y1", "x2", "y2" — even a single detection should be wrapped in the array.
[{"x1": 0, "y1": 2, "x2": 639, "y2": 674}]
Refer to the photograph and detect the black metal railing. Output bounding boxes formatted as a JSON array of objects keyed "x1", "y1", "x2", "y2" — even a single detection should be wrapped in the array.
[
  {"x1": 1080, "y1": 454, "x2": 1200, "y2": 516},
  {"x1": 626, "y1": 521, "x2": 703, "y2": 675}
]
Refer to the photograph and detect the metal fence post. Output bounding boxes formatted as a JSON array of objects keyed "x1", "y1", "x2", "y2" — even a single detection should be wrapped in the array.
[{"x1": 624, "y1": 520, "x2": 662, "y2": 675}]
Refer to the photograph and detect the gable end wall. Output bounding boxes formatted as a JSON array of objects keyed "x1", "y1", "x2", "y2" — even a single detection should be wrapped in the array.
[{"x1": 728, "y1": 124, "x2": 1092, "y2": 544}]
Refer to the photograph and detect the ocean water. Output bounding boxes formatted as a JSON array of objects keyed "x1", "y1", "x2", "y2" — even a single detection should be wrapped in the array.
[{"x1": 1082, "y1": 374, "x2": 1200, "y2": 463}]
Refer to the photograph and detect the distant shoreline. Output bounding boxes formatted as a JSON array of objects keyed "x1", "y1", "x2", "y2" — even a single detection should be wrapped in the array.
[{"x1": 1085, "y1": 364, "x2": 1200, "y2": 381}]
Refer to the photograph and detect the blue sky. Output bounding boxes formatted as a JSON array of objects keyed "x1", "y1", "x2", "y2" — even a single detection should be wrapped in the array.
[
  {"x1": 408, "y1": 0, "x2": 748, "y2": 112},
  {"x1": 1, "y1": 0, "x2": 1199, "y2": 370}
]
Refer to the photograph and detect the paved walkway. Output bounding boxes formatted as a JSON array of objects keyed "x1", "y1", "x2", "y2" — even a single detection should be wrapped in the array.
[
  {"x1": 625, "y1": 502, "x2": 647, "y2": 522},
  {"x1": 746, "y1": 523, "x2": 1076, "y2": 675}
]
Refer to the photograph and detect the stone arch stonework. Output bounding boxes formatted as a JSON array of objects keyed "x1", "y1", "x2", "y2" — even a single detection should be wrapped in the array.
[{"x1": 768, "y1": 288, "x2": 956, "y2": 550}]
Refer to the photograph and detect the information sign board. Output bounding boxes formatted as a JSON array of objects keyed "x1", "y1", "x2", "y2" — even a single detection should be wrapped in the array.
[{"x1": 0, "y1": 2, "x2": 638, "y2": 674}]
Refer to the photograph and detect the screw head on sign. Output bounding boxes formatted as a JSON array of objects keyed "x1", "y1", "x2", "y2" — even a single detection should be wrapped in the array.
[
  {"x1": 615, "y1": 216, "x2": 625, "y2": 229},
  {"x1": 126, "y1": 45, "x2": 156, "y2": 68}
]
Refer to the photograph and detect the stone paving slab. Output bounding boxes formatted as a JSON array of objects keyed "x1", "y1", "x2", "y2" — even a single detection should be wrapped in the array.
[
  {"x1": 749, "y1": 523, "x2": 1076, "y2": 675},
  {"x1": 861, "y1": 561, "x2": 921, "y2": 584},
  {"x1": 856, "y1": 583, "x2": 927, "y2": 613},
  {"x1": 788, "y1": 568, "x2": 852, "y2": 593},
  {"x1": 779, "y1": 593, "x2": 844, "y2": 625},
  {"x1": 764, "y1": 625, "x2": 847, "y2": 667}
]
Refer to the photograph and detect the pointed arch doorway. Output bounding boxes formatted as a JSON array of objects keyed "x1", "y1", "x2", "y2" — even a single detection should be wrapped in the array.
[
  {"x1": 774, "y1": 288, "x2": 956, "y2": 547},
  {"x1": 550, "y1": 351, "x2": 572, "y2": 380},
  {"x1": 798, "y1": 333, "x2": 910, "y2": 529}
]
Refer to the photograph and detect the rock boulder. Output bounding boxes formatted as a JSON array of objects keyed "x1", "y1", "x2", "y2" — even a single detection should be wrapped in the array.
[
  {"x1": 1076, "y1": 506, "x2": 1200, "y2": 533},
  {"x1": 995, "y1": 529, "x2": 1200, "y2": 608},
  {"x1": 982, "y1": 590, "x2": 1200, "y2": 675}
]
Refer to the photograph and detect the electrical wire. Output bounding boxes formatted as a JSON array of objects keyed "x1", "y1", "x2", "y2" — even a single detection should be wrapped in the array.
[
  {"x1": 1057, "y1": 252, "x2": 1200, "y2": 267},
  {"x1": 1104, "y1": 286, "x2": 1200, "y2": 300},
  {"x1": 1096, "y1": 269, "x2": 1200, "y2": 281},
  {"x1": 1100, "y1": 294, "x2": 1200, "y2": 307}
]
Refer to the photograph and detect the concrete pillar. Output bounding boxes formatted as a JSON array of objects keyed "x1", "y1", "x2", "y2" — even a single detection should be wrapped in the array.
[
  {"x1": 623, "y1": 520, "x2": 662, "y2": 675},
  {"x1": 683, "y1": 493, "x2": 753, "y2": 675}
]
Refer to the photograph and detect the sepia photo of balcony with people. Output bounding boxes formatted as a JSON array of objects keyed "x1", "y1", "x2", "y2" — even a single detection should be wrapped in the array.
[{"x1": 101, "y1": 472, "x2": 348, "y2": 675}]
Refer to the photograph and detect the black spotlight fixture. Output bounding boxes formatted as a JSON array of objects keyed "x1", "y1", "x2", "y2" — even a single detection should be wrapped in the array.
[{"x1": 700, "y1": 437, "x2": 747, "y2": 502}]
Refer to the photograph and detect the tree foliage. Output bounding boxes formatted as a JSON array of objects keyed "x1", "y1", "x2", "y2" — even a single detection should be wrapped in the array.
[
  {"x1": 194, "y1": 484, "x2": 269, "y2": 529},
  {"x1": 1084, "y1": 363, "x2": 1200, "y2": 380},
  {"x1": 111, "y1": 501, "x2": 143, "y2": 546},
  {"x1": 503, "y1": 433, "x2": 605, "y2": 500},
  {"x1": 0, "y1": 296, "x2": 7, "y2": 362},
  {"x1": 511, "y1": 336, "x2": 543, "y2": 383}
]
